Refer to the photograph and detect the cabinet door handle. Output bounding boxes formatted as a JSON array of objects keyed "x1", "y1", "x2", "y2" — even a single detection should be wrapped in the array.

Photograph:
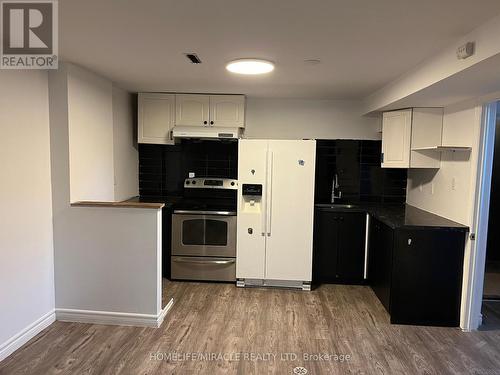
[
  {"x1": 408, "y1": 238, "x2": 412, "y2": 246},
  {"x1": 364, "y1": 214, "x2": 370, "y2": 280}
]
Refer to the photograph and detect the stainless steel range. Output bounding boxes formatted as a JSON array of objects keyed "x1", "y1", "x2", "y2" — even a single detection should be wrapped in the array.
[{"x1": 171, "y1": 178, "x2": 238, "y2": 282}]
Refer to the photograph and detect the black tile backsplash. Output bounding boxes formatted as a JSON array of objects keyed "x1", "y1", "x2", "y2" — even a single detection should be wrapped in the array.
[
  {"x1": 139, "y1": 139, "x2": 406, "y2": 203},
  {"x1": 139, "y1": 140, "x2": 238, "y2": 197},
  {"x1": 315, "y1": 140, "x2": 407, "y2": 204}
]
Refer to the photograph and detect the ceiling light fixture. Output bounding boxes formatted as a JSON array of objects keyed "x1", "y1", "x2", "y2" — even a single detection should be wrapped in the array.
[{"x1": 226, "y1": 59, "x2": 274, "y2": 75}]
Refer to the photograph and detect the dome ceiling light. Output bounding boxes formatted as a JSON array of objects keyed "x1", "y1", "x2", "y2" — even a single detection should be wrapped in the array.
[{"x1": 226, "y1": 59, "x2": 274, "y2": 75}]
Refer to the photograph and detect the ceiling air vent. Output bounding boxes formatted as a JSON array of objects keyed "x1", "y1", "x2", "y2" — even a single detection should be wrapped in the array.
[{"x1": 185, "y1": 53, "x2": 202, "y2": 64}]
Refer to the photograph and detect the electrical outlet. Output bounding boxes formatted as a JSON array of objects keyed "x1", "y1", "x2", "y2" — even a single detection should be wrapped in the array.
[{"x1": 452, "y1": 177, "x2": 456, "y2": 191}]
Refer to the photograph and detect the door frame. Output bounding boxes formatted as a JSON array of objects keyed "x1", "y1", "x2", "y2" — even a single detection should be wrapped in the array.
[{"x1": 462, "y1": 101, "x2": 497, "y2": 331}]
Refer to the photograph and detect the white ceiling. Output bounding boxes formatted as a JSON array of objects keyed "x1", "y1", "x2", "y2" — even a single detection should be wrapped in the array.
[
  {"x1": 374, "y1": 53, "x2": 500, "y2": 111},
  {"x1": 60, "y1": 0, "x2": 500, "y2": 99}
]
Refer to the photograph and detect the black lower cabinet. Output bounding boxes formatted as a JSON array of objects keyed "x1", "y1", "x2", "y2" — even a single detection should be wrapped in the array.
[
  {"x1": 368, "y1": 218, "x2": 393, "y2": 313},
  {"x1": 369, "y1": 219, "x2": 466, "y2": 327},
  {"x1": 313, "y1": 209, "x2": 366, "y2": 284},
  {"x1": 391, "y1": 229, "x2": 465, "y2": 326}
]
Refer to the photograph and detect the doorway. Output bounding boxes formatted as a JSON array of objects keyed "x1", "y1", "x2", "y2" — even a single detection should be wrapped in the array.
[{"x1": 481, "y1": 101, "x2": 500, "y2": 330}]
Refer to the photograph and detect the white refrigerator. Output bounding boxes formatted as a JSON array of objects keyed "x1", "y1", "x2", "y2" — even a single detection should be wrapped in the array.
[{"x1": 236, "y1": 139, "x2": 316, "y2": 290}]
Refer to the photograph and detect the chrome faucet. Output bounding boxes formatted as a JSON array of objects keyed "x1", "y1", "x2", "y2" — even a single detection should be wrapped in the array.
[{"x1": 331, "y1": 173, "x2": 342, "y2": 203}]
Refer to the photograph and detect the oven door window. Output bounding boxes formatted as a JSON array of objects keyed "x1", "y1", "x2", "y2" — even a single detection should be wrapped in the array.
[{"x1": 182, "y1": 219, "x2": 228, "y2": 246}]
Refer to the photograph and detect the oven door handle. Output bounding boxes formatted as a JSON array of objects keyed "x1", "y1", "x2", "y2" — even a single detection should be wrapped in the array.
[
  {"x1": 172, "y1": 257, "x2": 236, "y2": 265},
  {"x1": 173, "y1": 210, "x2": 236, "y2": 216}
]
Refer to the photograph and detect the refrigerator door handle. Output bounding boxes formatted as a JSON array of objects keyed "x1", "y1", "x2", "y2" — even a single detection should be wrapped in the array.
[
  {"x1": 266, "y1": 151, "x2": 274, "y2": 236},
  {"x1": 261, "y1": 148, "x2": 268, "y2": 236}
]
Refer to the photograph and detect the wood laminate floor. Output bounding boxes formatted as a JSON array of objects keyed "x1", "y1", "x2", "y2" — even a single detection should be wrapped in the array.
[
  {"x1": 483, "y1": 270, "x2": 500, "y2": 299},
  {"x1": 481, "y1": 301, "x2": 500, "y2": 331},
  {"x1": 2, "y1": 280, "x2": 500, "y2": 374}
]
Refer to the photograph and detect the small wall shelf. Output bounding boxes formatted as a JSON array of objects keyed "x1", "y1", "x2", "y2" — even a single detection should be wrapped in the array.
[{"x1": 411, "y1": 146, "x2": 472, "y2": 152}]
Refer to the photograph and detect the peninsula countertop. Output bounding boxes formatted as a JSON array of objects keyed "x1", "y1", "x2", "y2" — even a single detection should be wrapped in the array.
[{"x1": 71, "y1": 195, "x2": 182, "y2": 209}]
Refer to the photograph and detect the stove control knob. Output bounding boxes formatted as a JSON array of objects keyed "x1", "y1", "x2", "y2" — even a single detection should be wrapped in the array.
[
  {"x1": 248, "y1": 228, "x2": 253, "y2": 235},
  {"x1": 186, "y1": 180, "x2": 190, "y2": 185},
  {"x1": 230, "y1": 181, "x2": 235, "y2": 186},
  {"x1": 192, "y1": 180, "x2": 196, "y2": 185}
]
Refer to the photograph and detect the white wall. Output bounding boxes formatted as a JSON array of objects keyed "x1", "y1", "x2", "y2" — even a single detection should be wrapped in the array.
[
  {"x1": 406, "y1": 102, "x2": 482, "y2": 225},
  {"x1": 52, "y1": 63, "x2": 139, "y2": 203},
  {"x1": 49, "y1": 64, "x2": 162, "y2": 318},
  {"x1": 245, "y1": 98, "x2": 380, "y2": 140},
  {"x1": 112, "y1": 87, "x2": 139, "y2": 201},
  {"x1": 67, "y1": 64, "x2": 115, "y2": 202},
  {"x1": 53, "y1": 207, "x2": 162, "y2": 315},
  {"x1": 0, "y1": 71, "x2": 55, "y2": 360}
]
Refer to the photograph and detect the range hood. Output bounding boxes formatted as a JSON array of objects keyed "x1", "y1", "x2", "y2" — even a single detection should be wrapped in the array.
[{"x1": 172, "y1": 126, "x2": 241, "y2": 140}]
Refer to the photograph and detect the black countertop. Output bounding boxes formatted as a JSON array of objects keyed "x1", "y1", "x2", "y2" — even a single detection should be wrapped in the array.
[
  {"x1": 315, "y1": 203, "x2": 469, "y2": 232},
  {"x1": 129, "y1": 196, "x2": 468, "y2": 232}
]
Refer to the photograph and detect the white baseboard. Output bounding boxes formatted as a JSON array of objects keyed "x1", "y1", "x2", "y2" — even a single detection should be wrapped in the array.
[
  {"x1": 0, "y1": 300, "x2": 175, "y2": 363},
  {"x1": 158, "y1": 298, "x2": 174, "y2": 327},
  {"x1": 0, "y1": 309, "x2": 56, "y2": 362},
  {"x1": 56, "y1": 298, "x2": 174, "y2": 328}
]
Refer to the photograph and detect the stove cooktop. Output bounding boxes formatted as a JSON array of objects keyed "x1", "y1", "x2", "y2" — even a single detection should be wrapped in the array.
[{"x1": 172, "y1": 177, "x2": 238, "y2": 214}]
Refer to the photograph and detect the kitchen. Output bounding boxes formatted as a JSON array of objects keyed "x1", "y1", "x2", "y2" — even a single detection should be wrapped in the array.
[
  {"x1": 131, "y1": 93, "x2": 468, "y2": 328},
  {"x1": 3, "y1": 1, "x2": 500, "y2": 374}
]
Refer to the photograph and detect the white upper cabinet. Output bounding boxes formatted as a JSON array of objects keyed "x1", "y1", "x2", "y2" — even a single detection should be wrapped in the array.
[
  {"x1": 139, "y1": 93, "x2": 245, "y2": 144},
  {"x1": 175, "y1": 94, "x2": 245, "y2": 128},
  {"x1": 175, "y1": 94, "x2": 210, "y2": 127},
  {"x1": 138, "y1": 93, "x2": 175, "y2": 145},
  {"x1": 381, "y1": 108, "x2": 443, "y2": 169},
  {"x1": 209, "y1": 95, "x2": 245, "y2": 128},
  {"x1": 381, "y1": 110, "x2": 412, "y2": 168}
]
